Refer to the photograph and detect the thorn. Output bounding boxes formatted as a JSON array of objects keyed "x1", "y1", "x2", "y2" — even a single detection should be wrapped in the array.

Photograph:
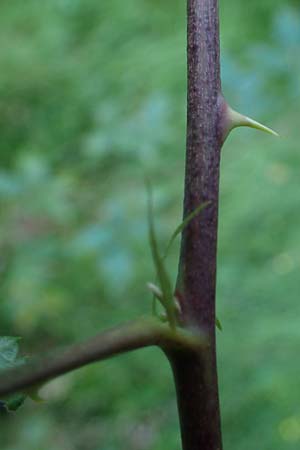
[
  {"x1": 216, "y1": 317, "x2": 223, "y2": 331},
  {"x1": 226, "y1": 106, "x2": 279, "y2": 138},
  {"x1": 239, "y1": 115, "x2": 279, "y2": 137}
]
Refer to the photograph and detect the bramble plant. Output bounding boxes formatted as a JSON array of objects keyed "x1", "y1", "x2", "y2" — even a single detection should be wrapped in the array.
[{"x1": 0, "y1": 1, "x2": 278, "y2": 449}]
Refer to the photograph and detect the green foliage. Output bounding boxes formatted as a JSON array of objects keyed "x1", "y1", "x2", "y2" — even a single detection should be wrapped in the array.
[
  {"x1": 0, "y1": 337, "x2": 26, "y2": 411},
  {"x1": 4, "y1": 393, "x2": 26, "y2": 412},
  {"x1": 0, "y1": 1, "x2": 299, "y2": 449},
  {"x1": 0, "y1": 337, "x2": 24, "y2": 370}
]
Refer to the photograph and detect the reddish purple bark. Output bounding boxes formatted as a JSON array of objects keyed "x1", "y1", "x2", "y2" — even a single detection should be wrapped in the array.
[{"x1": 168, "y1": 1, "x2": 224, "y2": 449}]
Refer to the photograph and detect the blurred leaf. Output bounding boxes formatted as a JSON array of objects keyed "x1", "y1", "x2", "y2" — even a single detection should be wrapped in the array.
[
  {"x1": 0, "y1": 337, "x2": 24, "y2": 370},
  {"x1": 4, "y1": 393, "x2": 26, "y2": 412},
  {"x1": 0, "y1": 336, "x2": 27, "y2": 412}
]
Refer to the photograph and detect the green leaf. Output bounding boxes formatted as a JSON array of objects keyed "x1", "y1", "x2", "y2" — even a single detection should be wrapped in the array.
[
  {"x1": 4, "y1": 393, "x2": 26, "y2": 412},
  {"x1": 146, "y1": 183, "x2": 177, "y2": 329},
  {"x1": 0, "y1": 337, "x2": 25, "y2": 370},
  {"x1": 0, "y1": 336, "x2": 27, "y2": 411},
  {"x1": 163, "y1": 202, "x2": 210, "y2": 259}
]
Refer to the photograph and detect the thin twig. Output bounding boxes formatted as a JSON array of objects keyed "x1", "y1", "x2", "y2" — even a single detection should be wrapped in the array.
[{"x1": 0, "y1": 318, "x2": 203, "y2": 398}]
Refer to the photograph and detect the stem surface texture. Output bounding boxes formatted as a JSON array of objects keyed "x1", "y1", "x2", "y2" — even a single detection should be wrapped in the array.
[{"x1": 169, "y1": 1, "x2": 223, "y2": 449}]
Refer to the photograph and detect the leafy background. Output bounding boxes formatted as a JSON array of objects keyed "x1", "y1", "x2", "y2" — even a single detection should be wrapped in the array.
[{"x1": 0, "y1": 0, "x2": 300, "y2": 449}]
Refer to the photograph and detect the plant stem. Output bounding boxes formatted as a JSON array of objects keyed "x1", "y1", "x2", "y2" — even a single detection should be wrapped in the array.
[
  {"x1": 167, "y1": 346, "x2": 221, "y2": 450},
  {"x1": 0, "y1": 319, "x2": 203, "y2": 398},
  {"x1": 182, "y1": 0, "x2": 221, "y2": 332},
  {"x1": 0, "y1": 320, "x2": 159, "y2": 397},
  {"x1": 168, "y1": 0, "x2": 223, "y2": 449}
]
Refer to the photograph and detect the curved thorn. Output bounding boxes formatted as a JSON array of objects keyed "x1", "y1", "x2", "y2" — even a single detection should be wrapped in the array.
[{"x1": 227, "y1": 107, "x2": 279, "y2": 137}]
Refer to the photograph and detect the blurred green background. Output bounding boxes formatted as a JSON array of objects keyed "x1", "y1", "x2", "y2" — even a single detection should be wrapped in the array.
[{"x1": 0, "y1": 0, "x2": 299, "y2": 449}]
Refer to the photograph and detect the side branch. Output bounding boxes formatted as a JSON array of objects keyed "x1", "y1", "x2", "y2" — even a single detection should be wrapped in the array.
[{"x1": 0, "y1": 319, "x2": 203, "y2": 398}]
